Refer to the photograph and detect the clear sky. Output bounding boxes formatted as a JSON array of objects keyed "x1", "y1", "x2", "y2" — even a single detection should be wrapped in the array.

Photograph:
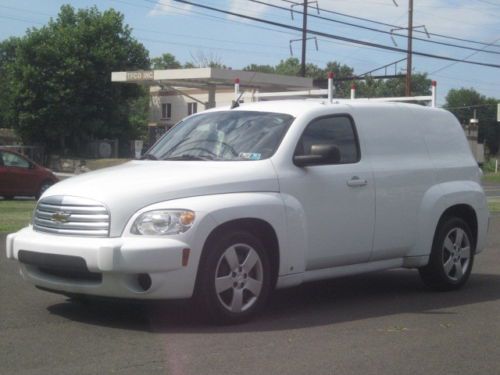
[{"x1": 0, "y1": 0, "x2": 499, "y2": 106}]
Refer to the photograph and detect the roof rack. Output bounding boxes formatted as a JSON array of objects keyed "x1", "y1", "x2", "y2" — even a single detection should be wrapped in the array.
[{"x1": 233, "y1": 73, "x2": 437, "y2": 108}]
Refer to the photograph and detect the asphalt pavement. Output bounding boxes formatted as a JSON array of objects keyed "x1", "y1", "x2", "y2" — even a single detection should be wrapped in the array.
[{"x1": 1, "y1": 219, "x2": 500, "y2": 375}]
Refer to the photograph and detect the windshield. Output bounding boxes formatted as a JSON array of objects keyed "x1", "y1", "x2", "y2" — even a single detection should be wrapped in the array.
[{"x1": 146, "y1": 111, "x2": 294, "y2": 161}]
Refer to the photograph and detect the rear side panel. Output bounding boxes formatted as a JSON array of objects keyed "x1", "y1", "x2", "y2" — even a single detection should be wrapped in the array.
[
  {"x1": 351, "y1": 104, "x2": 435, "y2": 261},
  {"x1": 407, "y1": 106, "x2": 488, "y2": 257},
  {"x1": 412, "y1": 107, "x2": 481, "y2": 183}
]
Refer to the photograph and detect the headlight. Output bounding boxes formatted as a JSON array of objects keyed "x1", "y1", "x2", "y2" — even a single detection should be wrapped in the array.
[{"x1": 132, "y1": 210, "x2": 195, "y2": 235}]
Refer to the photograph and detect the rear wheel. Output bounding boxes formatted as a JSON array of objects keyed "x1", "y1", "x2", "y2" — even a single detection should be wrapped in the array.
[
  {"x1": 419, "y1": 217, "x2": 474, "y2": 291},
  {"x1": 196, "y1": 231, "x2": 271, "y2": 324}
]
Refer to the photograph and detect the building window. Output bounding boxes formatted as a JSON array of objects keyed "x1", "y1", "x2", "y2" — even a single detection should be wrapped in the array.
[
  {"x1": 188, "y1": 102, "x2": 198, "y2": 115},
  {"x1": 161, "y1": 103, "x2": 172, "y2": 119}
]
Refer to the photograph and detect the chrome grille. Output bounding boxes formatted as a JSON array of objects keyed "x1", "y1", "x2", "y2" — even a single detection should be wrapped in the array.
[{"x1": 33, "y1": 196, "x2": 110, "y2": 237}]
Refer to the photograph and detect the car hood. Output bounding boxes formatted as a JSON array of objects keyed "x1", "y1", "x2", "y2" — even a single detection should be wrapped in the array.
[{"x1": 43, "y1": 160, "x2": 279, "y2": 236}]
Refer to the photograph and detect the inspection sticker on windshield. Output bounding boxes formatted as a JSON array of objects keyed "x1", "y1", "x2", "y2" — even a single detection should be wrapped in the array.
[{"x1": 239, "y1": 152, "x2": 261, "y2": 160}]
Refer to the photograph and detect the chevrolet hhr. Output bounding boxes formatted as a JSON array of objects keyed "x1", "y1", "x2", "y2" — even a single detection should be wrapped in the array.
[{"x1": 6, "y1": 100, "x2": 489, "y2": 323}]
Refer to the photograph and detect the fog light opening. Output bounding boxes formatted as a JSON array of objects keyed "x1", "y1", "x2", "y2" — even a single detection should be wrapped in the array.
[
  {"x1": 137, "y1": 273, "x2": 152, "y2": 291},
  {"x1": 182, "y1": 248, "x2": 190, "y2": 267}
]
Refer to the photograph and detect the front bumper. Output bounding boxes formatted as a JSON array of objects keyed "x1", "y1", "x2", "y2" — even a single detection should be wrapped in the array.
[{"x1": 6, "y1": 227, "x2": 199, "y2": 299}]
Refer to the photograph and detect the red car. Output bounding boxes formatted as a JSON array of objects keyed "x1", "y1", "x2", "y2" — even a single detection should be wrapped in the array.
[{"x1": 0, "y1": 148, "x2": 58, "y2": 200}]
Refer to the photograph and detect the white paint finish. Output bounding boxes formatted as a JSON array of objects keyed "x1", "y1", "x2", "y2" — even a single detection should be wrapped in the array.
[
  {"x1": 352, "y1": 105, "x2": 436, "y2": 260},
  {"x1": 271, "y1": 105, "x2": 376, "y2": 270},
  {"x1": 43, "y1": 159, "x2": 279, "y2": 236},
  {"x1": 277, "y1": 159, "x2": 375, "y2": 269},
  {"x1": 6, "y1": 100, "x2": 490, "y2": 301},
  {"x1": 302, "y1": 258, "x2": 403, "y2": 283},
  {"x1": 124, "y1": 192, "x2": 301, "y2": 277},
  {"x1": 412, "y1": 106, "x2": 479, "y2": 182}
]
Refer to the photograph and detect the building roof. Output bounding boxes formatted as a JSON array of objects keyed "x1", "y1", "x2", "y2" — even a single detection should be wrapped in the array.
[{"x1": 111, "y1": 67, "x2": 313, "y2": 91}]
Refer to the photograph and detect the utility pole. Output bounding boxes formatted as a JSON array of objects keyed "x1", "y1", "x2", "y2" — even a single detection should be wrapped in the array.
[
  {"x1": 300, "y1": 0, "x2": 308, "y2": 77},
  {"x1": 405, "y1": 0, "x2": 413, "y2": 96}
]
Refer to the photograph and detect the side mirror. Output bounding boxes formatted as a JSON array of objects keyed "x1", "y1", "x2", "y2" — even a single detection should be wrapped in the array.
[{"x1": 293, "y1": 144, "x2": 341, "y2": 167}]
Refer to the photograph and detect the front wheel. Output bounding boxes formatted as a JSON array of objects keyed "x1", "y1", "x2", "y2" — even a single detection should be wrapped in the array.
[
  {"x1": 419, "y1": 217, "x2": 474, "y2": 291},
  {"x1": 196, "y1": 231, "x2": 272, "y2": 324}
]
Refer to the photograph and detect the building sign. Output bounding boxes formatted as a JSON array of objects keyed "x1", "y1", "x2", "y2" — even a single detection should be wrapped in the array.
[{"x1": 126, "y1": 71, "x2": 154, "y2": 81}]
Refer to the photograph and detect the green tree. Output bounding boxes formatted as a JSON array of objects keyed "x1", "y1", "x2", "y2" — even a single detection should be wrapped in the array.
[
  {"x1": 242, "y1": 64, "x2": 275, "y2": 74},
  {"x1": 7, "y1": 5, "x2": 149, "y2": 154},
  {"x1": 274, "y1": 57, "x2": 301, "y2": 76},
  {"x1": 319, "y1": 61, "x2": 355, "y2": 97},
  {"x1": 0, "y1": 37, "x2": 19, "y2": 128},
  {"x1": 151, "y1": 53, "x2": 181, "y2": 69},
  {"x1": 188, "y1": 51, "x2": 227, "y2": 68},
  {"x1": 444, "y1": 88, "x2": 499, "y2": 154},
  {"x1": 356, "y1": 73, "x2": 431, "y2": 98}
]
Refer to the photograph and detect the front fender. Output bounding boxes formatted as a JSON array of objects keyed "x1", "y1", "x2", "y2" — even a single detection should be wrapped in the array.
[
  {"x1": 409, "y1": 181, "x2": 488, "y2": 258},
  {"x1": 123, "y1": 192, "x2": 308, "y2": 278}
]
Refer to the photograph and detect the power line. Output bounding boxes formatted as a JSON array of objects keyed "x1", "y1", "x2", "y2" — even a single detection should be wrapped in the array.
[
  {"x1": 146, "y1": 0, "x2": 500, "y2": 69},
  {"x1": 474, "y1": 0, "x2": 500, "y2": 6},
  {"x1": 430, "y1": 37, "x2": 500, "y2": 74},
  {"x1": 0, "y1": 14, "x2": 45, "y2": 26},
  {"x1": 249, "y1": 0, "x2": 500, "y2": 55},
  {"x1": 281, "y1": 0, "x2": 500, "y2": 48},
  {"x1": 0, "y1": 4, "x2": 294, "y2": 54},
  {"x1": 110, "y1": 0, "x2": 301, "y2": 38},
  {"x1": 0, "y1": 3, "x2": 378, "y2": 69}
]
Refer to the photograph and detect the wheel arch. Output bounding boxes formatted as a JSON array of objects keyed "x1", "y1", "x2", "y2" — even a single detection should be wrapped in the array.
[
  {"x1": 198, "y1": 218, "x2": 281, "y2": 289},
  {"x1": 434, "y1": 204, "x2": 478, "y2": 251},
  {"x1": 409, "y1": 181, "x2": 486, "y2": 258}
]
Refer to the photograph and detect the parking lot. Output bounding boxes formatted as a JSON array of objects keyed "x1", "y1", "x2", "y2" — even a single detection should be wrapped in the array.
[{"x1": 1, "y1": 217, "x2": 499, "y2": 375}]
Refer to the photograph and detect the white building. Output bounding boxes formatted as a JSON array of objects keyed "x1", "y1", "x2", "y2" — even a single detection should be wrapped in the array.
[{"x1": 112, "y1": 68, "x2": 314, "y2": 137}]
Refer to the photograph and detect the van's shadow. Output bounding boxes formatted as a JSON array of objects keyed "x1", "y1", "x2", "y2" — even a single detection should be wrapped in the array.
[{"x1": 47, "y1": 269, "x2": 500, "y2": 333}]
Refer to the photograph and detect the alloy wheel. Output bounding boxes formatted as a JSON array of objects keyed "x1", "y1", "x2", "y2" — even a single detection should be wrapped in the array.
[{"x1": 214, "y1": 243, "x2": 264, "y2": 313}]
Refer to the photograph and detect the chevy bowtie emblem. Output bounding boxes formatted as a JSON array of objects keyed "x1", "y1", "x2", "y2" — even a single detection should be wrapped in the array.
[{"x1": 51, "y1": 211, "x2": 71, "y2": 223}]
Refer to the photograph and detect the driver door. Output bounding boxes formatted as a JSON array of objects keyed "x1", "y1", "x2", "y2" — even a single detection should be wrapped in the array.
[{"x1": 278, "y1": 115, "x2": 375, "y2": 270}]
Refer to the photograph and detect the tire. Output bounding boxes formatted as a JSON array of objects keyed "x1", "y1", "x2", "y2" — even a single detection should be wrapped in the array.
[
  {"x1": 36, "y1": 181, "x2": 53, "y2": 200},
  {"x1": 419, "y1": 217, "x2": 474, "y2": 291},
  {"x1": 196, "y1": 231, "x2": 272, "y2": 324}
]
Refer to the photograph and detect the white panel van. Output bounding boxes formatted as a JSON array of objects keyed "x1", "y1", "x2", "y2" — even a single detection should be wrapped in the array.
[{"x1": 6, "y1": 100, "x2": 489, "y2": 323}]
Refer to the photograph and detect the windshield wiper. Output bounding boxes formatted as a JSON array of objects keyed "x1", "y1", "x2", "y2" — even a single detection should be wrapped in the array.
[
  {"x1": 140, "y1": 153, "x2": 158, "y2": 160},
  {"x1": 164, "y1": 154, "x2": 217, "y2": 161}
]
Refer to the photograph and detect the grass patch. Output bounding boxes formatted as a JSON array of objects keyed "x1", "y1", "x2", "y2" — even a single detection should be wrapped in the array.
[
  {"x1": 489, "y1": 199, "x2": 500, "y2": 214},
  {"x1": 0, "y1": 200, "x2": 36, "y2": 233},
  {"x1": 483, "y1": 173, "x2": 500, "y2": 183},
  {"x1": 482, "y1": 159, "x2": 498, "y2": 174}
]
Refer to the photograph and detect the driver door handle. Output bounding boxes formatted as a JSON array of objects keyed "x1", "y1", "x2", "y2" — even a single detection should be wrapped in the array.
[{"x1": 347, "y1": 176, "x2": 368, "y2": 187}]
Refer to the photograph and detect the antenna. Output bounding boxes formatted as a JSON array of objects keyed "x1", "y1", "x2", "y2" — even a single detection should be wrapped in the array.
[{"x1": 231, "y1": 72, "x2": 257, "y2": 109}]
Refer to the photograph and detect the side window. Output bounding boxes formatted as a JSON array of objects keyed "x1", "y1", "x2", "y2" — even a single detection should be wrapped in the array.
[
  {"x1": 2, "y1": 152, "x2": 30, "y2": 168},
  {"x1": 295, "y1": 115, "x2": 360, "y2": 164}
]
